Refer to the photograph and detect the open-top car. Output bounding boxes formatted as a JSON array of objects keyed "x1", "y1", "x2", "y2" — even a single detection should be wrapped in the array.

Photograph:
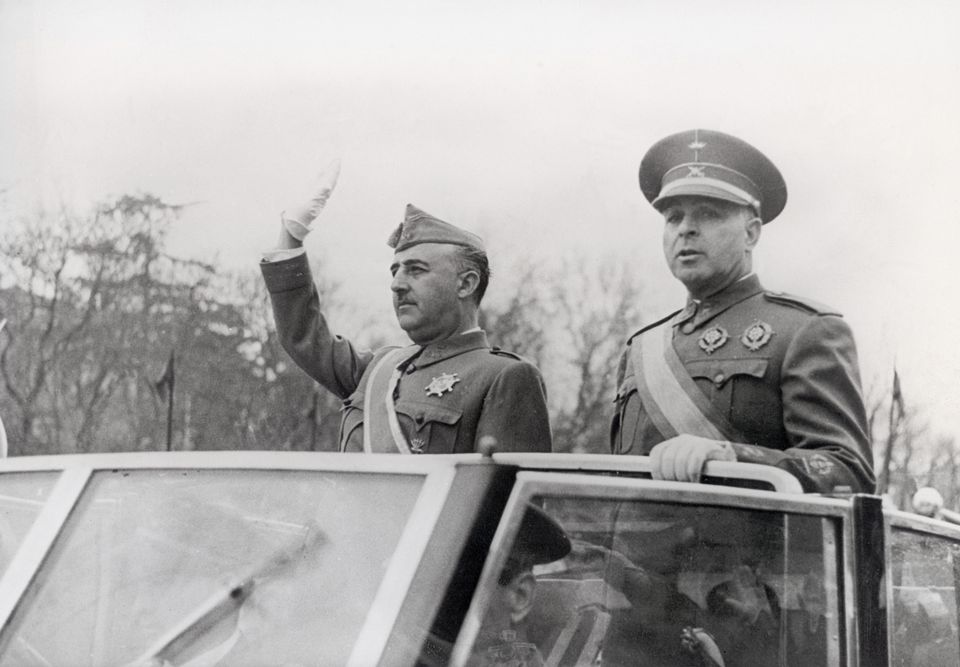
[{"x1": 0, "y1": 451, "x2": 955, "y2": 666}]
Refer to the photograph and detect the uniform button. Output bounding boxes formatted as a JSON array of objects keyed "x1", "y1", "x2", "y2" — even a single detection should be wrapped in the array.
[
  {"x1": 713, "y1": 373, "x2": 725, "y2": 384},
  {"x1": 681, "y1": 323, "x2": 695, "y2": 335},
  {"x1": 406, "y1": 365, "x2": 416, "y2": 374},
  {"x1": 415, "y1": 414, "x2": 424, "y2": 424}
]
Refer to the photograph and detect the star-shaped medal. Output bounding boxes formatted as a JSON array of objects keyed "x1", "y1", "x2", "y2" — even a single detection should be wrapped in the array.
[{"x1": 425, "y1": 372, "x2": 460, "y2": 397}]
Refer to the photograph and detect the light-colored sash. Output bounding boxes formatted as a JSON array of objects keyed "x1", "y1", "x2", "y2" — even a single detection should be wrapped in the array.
[
  {"x1": 631, "y1": 321, "x2": 743, "y2": 442},
  {"x1": 362, "y1": 345, "x2": 421, "y2": 454}
]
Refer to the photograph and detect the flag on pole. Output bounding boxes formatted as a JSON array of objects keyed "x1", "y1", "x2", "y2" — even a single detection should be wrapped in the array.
[
  {"x1": 154, "y1": 351, "x2": 175, "y2": 401},
  {"x1": 892, "y1": 367, "x2": 904, "y2": 417}
]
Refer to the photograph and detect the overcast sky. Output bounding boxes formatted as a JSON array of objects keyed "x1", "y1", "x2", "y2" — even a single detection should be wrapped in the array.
[{"x1": 2, "y1": 0, "x2": 959, "y2": 437}]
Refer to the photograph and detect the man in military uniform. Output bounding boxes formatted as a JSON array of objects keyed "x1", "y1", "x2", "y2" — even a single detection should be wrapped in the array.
[
  {"x1": 261, "y1": 165, "x2": 551, "y2": 453},
  {"x1": 611, "y1": 129, "x2": 874, "y2": 493}
]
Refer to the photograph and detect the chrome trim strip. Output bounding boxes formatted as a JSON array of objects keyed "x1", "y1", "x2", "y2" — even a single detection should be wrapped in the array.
[
  {"x1": 0, "y1": 452, "x2": 805, "y2": 495},
  {"x1": 0, "y1": 451, "x2": 474, "y2": 474},
  {"x1": 821, "y1": 516, "x2": 841, "y2": 666},
  {"x1": 842, "y1": 508, "x2": 858, "y2": 667},
  {"x1": 0, "y1": 468, "x2": 92, "y2": 630},
  {"x1": 503, "y1": 471, "x2": 845, "y2": 515},
  {"x1": 346, "y1": 465, "x2": 458, "y2": 666},
  {"x1": 493, "y1": 453, "x2": 804, "y2": 494},
  {"x1": 887, "y1": 509, "x2": 960, "y2": 538},
  {"x1": 450, "y1": 483, "x2": 532, "y2": 666}
]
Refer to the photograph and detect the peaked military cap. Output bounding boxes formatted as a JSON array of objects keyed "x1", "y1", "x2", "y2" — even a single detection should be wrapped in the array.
[
  {"x1": 511, "y1": 503, "x2": 571, "y2": 566},
  {"x1": 387, "y1": 204, "x2": 486, "y2": 252},
  {"x1": 639, "y1": 129, "x2": 788, "y2": 223}
]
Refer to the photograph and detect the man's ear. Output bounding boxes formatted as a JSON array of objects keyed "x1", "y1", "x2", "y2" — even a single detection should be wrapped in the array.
[
  {"x1": 507, "y1": 571, "x2": 537, "y2": 624},
  {"x1": 745, "y1": 216, "x2": 762, "y2": 249},
  {"x1": 457, "y1": 270, "x2": 481, "y2": 300}
]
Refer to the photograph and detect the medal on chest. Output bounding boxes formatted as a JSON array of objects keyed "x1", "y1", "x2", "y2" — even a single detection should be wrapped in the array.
[
  {"x1": 741, "y1": 321, "x2": 774, "y2": 351},
  {"x1": 697, "y1": 326, "x2": 729, "y2": 354},
  {"x1": 425, "y1": 372, "x2": 461, "y2": 397}
]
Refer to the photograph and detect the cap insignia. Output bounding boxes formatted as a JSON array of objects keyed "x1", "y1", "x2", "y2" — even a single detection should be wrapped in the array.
[
  {"x1": 687, "y1": 165, "x2": 706, "y2": 178},
  {"x1": 698, "y1": 326, "x2": 729, "y2": 354},
  {"x1": 688, "y1": 138, "x2": 707, "y2": 161},
  {"x1": 426, "y1": 372, "x2": 460, "y2": 397},
  {"x1": 741, "y1": 321, "x2": 774, "y2": 351}
]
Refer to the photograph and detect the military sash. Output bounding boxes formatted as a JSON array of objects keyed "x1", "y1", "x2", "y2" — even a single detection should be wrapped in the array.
[
  {"x1": 362, "y1": 345, "x2": 421, "y2": 454},
  {"x1": 631, "y1": 320, "x2": 744, "y2": 442}
]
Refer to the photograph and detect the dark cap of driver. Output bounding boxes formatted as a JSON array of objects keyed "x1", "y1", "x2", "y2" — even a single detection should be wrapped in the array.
[
  {"x1": 512, "y1": 503, "x2": 571, "y2": 565},
  {"x1": 639, "y1": 129, "x2": 787, "y2": 224}
]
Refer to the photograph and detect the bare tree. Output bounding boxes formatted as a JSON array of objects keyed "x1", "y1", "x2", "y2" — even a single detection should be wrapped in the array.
[
  {"x1": 0, "y1": 195, "x2": 277, "y2": 454},
  {"x1": 481, "y1": 254, "x2": 646, "y2": 453},
  {"x1": 548, "y1": 258, "x2": 644, "y2": 453}
]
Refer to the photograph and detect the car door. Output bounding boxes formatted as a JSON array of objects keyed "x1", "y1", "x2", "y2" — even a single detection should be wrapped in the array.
[{"x1": 450, "y1": 471, "x2": 853, "y2": 667}]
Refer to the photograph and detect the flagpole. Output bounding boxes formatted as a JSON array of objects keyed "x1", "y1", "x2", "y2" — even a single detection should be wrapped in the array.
[
  {"x1": 878, "y1": 367, "x2": 902, "y2": 496},
  {"x1": 310, "y1": 388, "x2": 320, "y2": 451},
  {"x1": 166, "y1": 352, "x2": 175, "y2": 452}
]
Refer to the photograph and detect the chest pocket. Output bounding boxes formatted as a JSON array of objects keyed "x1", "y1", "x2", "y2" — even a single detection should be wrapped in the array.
[
  {"x1": 395, "y1": 401, "x2": 463, "y2": 454},
  {"x1": 686, "y1": 358, "x2": 768, "y2": 388},
  {"x1": 686, "y1": 359, "x2": 770, "y2": 426}
]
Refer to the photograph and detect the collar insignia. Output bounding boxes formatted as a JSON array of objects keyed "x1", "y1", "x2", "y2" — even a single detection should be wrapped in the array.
[
  {"x1": 698, "y1": 326, "x2": 729, "y2": 354},
  {"x1": 741, "y1": 321, "x2": 774, "y2": 351},
  {"x1": 426, "y1": 372, "x2": 460, "y2": 397}
]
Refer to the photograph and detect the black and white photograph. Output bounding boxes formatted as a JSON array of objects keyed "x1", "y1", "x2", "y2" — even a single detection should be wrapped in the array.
[{"x1": 1, "y1": 0, "x2": 959, "y2": 664}]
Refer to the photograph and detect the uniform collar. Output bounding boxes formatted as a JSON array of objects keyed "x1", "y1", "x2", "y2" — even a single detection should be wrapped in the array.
[
  {"x1": 416, "y1": 329, "x2": 490, "y2": 368},
  {"x1": 675, "y1": 273, "x2": 763, "y2": 329}
]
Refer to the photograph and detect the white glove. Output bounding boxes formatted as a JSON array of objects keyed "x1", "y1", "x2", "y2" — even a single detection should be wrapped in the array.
[
  {"x1": 649, "y1": 435, "x2": 736, "y2": 483},
  {"x1": 281, "y1": 159, "x2": 341, "y2": 241}
]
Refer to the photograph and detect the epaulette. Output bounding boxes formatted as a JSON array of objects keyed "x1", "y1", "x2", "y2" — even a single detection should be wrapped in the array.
[
  {"x1": 489, "y1": 346, "x2": 524, "y2": 361},
  {"x1": 626, "y1": 310, "x2": 681, "y2": 345},
  {"x1": 763, "y1": 291, "x2": 842, "y2": 316}
]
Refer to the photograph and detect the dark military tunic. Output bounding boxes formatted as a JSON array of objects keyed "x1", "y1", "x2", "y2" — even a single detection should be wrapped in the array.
[
  {"x1": 611, "y1": 274, "x2": 874, "y2": 493},
  {"x1": 261, "y1": 253, "x2": 552, "y2": 453}
]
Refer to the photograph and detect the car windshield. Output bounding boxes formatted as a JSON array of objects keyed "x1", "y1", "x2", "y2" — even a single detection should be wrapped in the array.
[
  {"x1": 0, "y1": 468, "x2": 424, "y2": 666},
  {"x1": 0, "y1": 473, "x2": 58, "y2": 576},
  {"x1": 465, "y1": 494, "x2": 841, "y2": 667}
]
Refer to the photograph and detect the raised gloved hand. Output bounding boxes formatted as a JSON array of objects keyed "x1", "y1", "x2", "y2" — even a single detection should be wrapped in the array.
[
  {"x1": 649, "y1": 434, "x2": 736, "y2": 483},
  {"x1": 280, "y1": 159, "x2": 341, "y2": 242}
]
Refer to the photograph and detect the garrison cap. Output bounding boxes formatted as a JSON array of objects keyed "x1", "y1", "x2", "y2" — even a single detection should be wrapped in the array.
[
  {"x1": 639, "y1": 129, "x2": 788, "y2": 223},
  {"x1": 387, "y1": 204, "x2": 485, "y2": 252}
]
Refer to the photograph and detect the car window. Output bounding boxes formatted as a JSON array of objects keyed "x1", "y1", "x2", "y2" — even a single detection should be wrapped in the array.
[
  {"x1": 0, "y1": 468, "x2": 424, "y2": 666},
  {"x1": 0, "y1": 473, "x2": 58, "y2": 575},
  {"x1": 464, "y1": 494, "x2": 841, "y2": 667},
  {"x1": 889, "y1": 527, "x2": 960, "y2": 667}
]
